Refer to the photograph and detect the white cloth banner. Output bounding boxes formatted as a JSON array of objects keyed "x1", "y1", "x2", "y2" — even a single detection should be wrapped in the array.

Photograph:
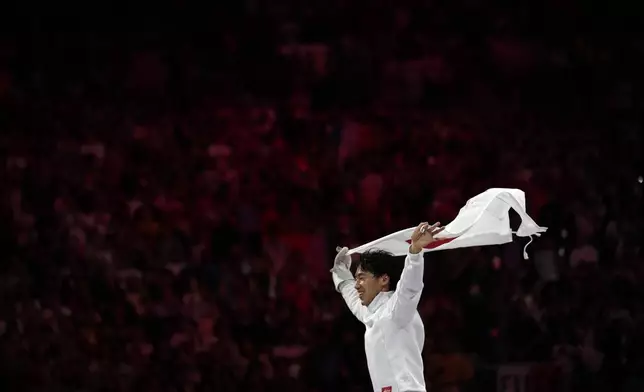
[{"x1": 347, "y1": 188, "x2": 547, "y2": 258}]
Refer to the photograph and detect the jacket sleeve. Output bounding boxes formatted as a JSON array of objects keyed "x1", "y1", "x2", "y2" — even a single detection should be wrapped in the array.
[
  {"x1": 331, "y1": 263, "x2": 368, "y2": 323},
  {"x1": 390, "y1": 251, "x2": 424, "y2": 327}
]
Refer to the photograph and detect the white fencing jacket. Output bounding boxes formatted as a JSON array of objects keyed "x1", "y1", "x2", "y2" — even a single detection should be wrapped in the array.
[{"x1": 332, "y1": 251, "x2": 426, "y2": 392}]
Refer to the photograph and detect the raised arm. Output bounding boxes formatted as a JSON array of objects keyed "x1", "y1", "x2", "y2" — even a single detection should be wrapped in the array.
[
  {"x1": 390, "y1": 222, "x2": 444, "y2": 327},
  {"x1": 390, "y1": 250, "x2": 425, "y2": 326},
  {"x1": 331, "y1": 247, "x2": 368, "y2": 323}
]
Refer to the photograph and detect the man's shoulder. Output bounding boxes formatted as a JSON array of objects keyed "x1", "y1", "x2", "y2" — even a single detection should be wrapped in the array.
[{"x1": 377, "y1": 297, "x2": 423, "y2": 322}]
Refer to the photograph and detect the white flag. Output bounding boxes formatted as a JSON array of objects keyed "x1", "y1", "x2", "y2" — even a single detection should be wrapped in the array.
[{"x1": 347, "y1": 188, "x2": 547, "y2": 259}]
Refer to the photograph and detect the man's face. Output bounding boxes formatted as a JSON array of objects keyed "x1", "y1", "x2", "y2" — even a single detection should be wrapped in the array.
[{"x1": 354, "y1": 266, "x2": 389, "y2": 306}]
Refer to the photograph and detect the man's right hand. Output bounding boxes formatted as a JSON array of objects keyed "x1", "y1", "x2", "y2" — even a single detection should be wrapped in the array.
[
  {"x1": 331, "y1": 246, "x2": 354, "y2": 292},
  {"x1": 333, "y1": 246, "x2": 351, "y2": 270},
  {"x1": 331, "y1": 247, "x2": 367, "y2": 320}
]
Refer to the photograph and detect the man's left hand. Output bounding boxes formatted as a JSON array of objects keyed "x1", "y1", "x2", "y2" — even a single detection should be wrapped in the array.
[{"x1": 410, "y1": 222, "x2": 445, "y2": 254}]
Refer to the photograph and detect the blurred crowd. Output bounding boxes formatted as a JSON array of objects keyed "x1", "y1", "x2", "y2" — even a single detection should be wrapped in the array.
[{"x1": 1, "y1": 1, "x2": 643, "y2": 391}]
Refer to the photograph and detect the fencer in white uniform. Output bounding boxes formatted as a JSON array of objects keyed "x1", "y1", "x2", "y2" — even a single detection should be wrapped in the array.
[{"x1": 331, "y1": 222, "x2": 444, "y2": 392}]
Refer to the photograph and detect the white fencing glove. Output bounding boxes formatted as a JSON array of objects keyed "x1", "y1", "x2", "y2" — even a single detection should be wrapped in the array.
[{"x1": 330, "y1": 246, "x2": 354, "y2": 291}]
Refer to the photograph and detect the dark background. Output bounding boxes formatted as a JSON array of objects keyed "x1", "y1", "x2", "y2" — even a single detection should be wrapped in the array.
[{"x1": 0, "y1": 1, "x2": 643, "y2": 391}]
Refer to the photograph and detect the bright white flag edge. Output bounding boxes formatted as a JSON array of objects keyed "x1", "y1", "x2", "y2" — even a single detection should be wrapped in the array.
[{"x1": 346, "y1": 188, "x2": 547, "y2": 258}]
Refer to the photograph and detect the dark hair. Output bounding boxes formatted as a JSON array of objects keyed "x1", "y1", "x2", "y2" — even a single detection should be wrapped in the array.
[{"x1": 356, "y1": 249, "x2": 405, "y2": 291}]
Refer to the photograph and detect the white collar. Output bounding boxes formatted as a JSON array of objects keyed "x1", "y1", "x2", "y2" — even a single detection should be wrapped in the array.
[{"x1": 367, "y1": 290, "x2": 392, "y2": 312}]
